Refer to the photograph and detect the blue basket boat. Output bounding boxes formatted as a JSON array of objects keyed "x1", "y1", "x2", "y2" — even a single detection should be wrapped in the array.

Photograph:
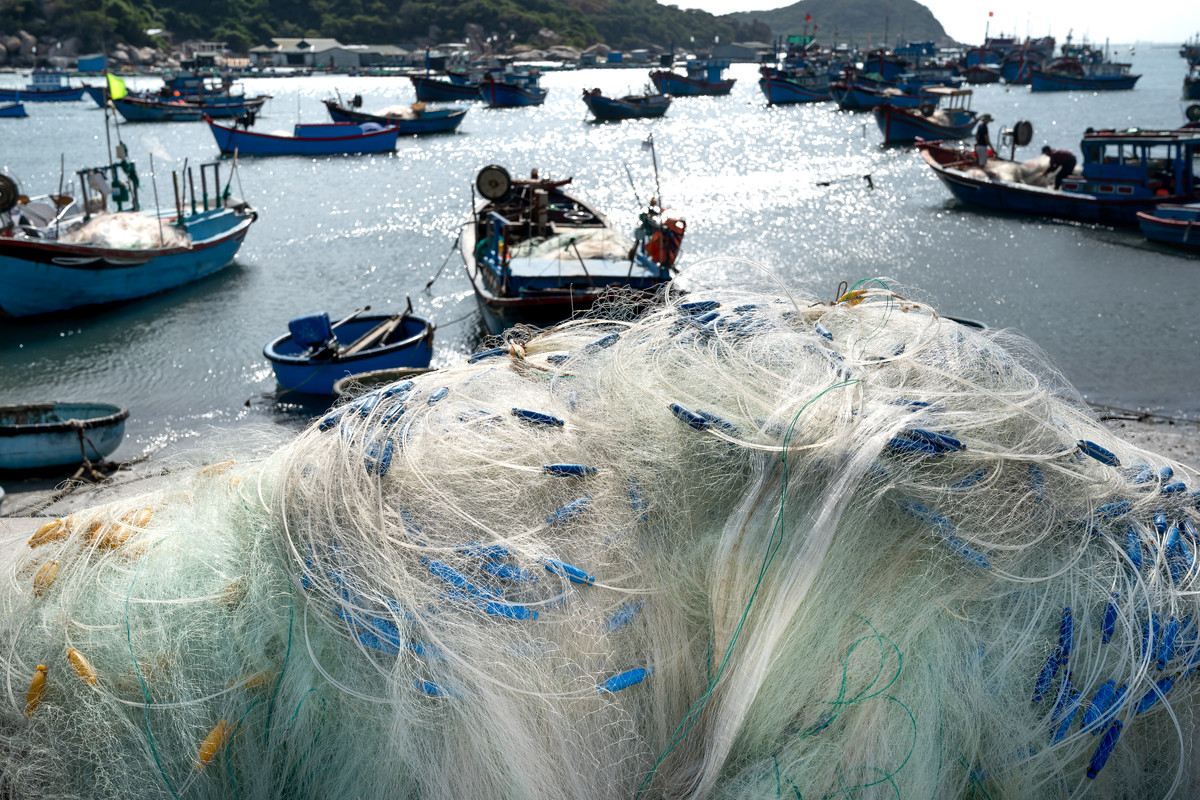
[
  {"x1": 264, "y1": 307, "x2": 435, "y2": 396},
  {"x1": 0, "y1": 402, "x2": 129, "y2": 472}
]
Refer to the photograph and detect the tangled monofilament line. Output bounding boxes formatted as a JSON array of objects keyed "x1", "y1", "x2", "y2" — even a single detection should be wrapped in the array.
[{"x1": 2, "y1": 279, "x2": 1199, "y2": 799}]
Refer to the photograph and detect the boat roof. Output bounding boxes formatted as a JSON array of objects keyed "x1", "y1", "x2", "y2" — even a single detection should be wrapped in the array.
[
  {"x1": 921, "y1": 86, "x2": 972, "y2": 97},
  {"x1": 1082, "y1": 128, "x2": 1200, "y2": 145}
]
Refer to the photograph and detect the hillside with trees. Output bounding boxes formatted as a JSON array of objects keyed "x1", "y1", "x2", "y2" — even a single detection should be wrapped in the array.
[
  {"x1": 0, "y1": 0, "x2": 772, "y2": 56},
  {"x1": 727, "y1": 0, "x2": 957, "y2": 47}
]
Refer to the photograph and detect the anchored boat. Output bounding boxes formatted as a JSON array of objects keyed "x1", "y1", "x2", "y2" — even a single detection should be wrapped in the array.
[
  {"x1": 462, "y1": 164, "x2": 686, "y2": 335},
  {"x1": 0, "y1": 402, "x2": 129, "y2": 472},
  {"x1": 1137, "y1": 204, "x2": 1200, "y2": 252},
  {"x1": 264, "y1": 305, "x2": 435, "y2": 396},
  {"x1": 874, "y1": 87, "x2": 979, "y2": 143},
  {"x1": 650, "y1": 59, "x2": 735, "y2": 96},
  {"x1": 582, "y1": 89, "x2": 671, "y2": 120},
  {"x1": 918, "y1": 125, "x2": 1200, "y2": 226},
  {"x1": 205, "y1": 116, "x2": 400, "y2": 155},
  {"x1": 0, "y1": 155, "x2": 256, "y2": 319},
  {"x1": 323, "y1": 98, "x2": 468, "y2": 134}
]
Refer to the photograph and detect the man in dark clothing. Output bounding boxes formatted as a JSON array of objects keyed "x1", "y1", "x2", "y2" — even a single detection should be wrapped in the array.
[
  {"x1": 974, "y1": 114, "x2": 993, "y2": 165},
  {"x1": 1041, "y1": 146, "x2": 1078, "y2": 190}
]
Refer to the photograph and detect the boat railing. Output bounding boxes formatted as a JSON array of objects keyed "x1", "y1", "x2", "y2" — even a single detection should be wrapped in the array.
[{"x1": 483, "y1": 211, "x2": 512, "y2": 276}]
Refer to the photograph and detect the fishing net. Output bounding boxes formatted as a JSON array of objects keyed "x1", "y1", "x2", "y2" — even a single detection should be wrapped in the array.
[
  {"x1": 510, "y1": 228, "x2": 635, "y2": 261},
  {"x1": 61, "y1": 212, "x2": 190, "y2": 249},
  {"x1": 3, "y1": 280, "x2": 1199, "y2": 799}
]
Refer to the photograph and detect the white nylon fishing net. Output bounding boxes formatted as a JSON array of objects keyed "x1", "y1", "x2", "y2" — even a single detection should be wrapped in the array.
[{"x1": 2, "y1": 280, "x2": 1198, "y2": 799}]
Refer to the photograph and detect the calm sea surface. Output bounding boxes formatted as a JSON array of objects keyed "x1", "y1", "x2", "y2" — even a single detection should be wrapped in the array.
[{"x1": 0, "y1": 45, "x2": 1197, "y2": 469}]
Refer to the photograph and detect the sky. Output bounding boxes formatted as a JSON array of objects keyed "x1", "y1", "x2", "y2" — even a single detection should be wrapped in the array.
[{"x1": 674, "y1": 0, "x2": 1199, "y2": 45}]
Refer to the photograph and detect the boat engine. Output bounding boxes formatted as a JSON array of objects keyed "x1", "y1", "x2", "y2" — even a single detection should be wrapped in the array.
[{"x1": 0, "y1": 174, "x2": 18, "y2": 214}]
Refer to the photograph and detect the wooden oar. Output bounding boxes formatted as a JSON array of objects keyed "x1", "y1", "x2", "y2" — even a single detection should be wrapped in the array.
[{"x1": 340, "y1": 313, "x2": 404, "y2": 356}]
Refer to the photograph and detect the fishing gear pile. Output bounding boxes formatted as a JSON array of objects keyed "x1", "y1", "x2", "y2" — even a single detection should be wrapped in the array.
[{"x1": 3, "y1": 281, "x2": 1200, "y2": 799}]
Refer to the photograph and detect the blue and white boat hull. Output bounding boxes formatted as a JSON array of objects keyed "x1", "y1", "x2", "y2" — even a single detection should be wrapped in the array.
[
  {"x1": 0, "y1": 402, "x2": 128, "y2": 471},
  {"x1": 0, "y1": 205, "x2": 256, "y2": 318},
  {"x1": 264, "y1": 313, "x2": 435, "y2": 396}
]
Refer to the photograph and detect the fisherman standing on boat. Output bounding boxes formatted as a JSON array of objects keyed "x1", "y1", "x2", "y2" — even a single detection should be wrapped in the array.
[
  {"x1": 974, "y1": 114, "x2": 993, "y2": 166},
  {"x1": 1041, "y1": 145, "x2": 1077, "y2": 190}
]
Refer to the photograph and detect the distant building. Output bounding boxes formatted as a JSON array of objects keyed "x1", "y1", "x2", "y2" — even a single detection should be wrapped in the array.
[
  {"x1": 712, "y1": 42, "x2": 771, "y2": 62},
  {"x1": 249, "y1": 38, "x2": 345, "y2": 67}
]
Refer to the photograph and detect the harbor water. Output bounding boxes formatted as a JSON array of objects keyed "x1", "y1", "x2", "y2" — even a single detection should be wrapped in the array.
[{"x1": 0, "y1": 44, "x2": 1196, "y2": 468}]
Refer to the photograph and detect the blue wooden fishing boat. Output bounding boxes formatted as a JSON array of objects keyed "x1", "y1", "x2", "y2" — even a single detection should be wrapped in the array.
[
  {"x1": 114, "y1": 95, "x2": 267, "y2": 122},
  {"x1": 205, "y1": 116, "x2": 400, "y2": 155},
  {"x1": 462, "y1": 164, "x2": 686, "y2": 335},
  {"x1": 1137, "y1": 204, "x2": 1200, "y2": 252},
  {"x1": 758, "y1": 71, "x2": 830, "y2": 104},
  {"x1": 0, "y1": 69, "x2": 84, "y2": 102},
  {"x1": 917, "y1": 127, "x2": 1200, "y2": 226},
  {"x1": 0, "y1": 102, "x2": 26, "y2": 118},
  {"x1": 874, "y1": 87, "x2": 979, "y2": 143},
  {"x1": 831, "y1": 76, "x2": 923, "y2": 111},
  {"x1": 410, "y1": 73, "x2": 487, "y2": 102},
  {"x1": 862, "y1": 50, "x2": 907, "y2": 82},
  {"x1": 264, "y1": 307, "x2": 435, "y2": 396},
  {"x1": 0, "y1": 159, "x2": 257, "y2": 318},
  {"x1": 1030, "y1": 56, "x2": 1140, "y2": 91},
  {"x1": 479, "y1": 70, "x2": 547, "y2": 107},
  {"x1": 0, "y1": 402, "x2": 128, "y2": 472},
  {"x1": 582, "y1": 89, "x2": 671, "y2": 120},
  {"x1": 323, "y1": 98, "x2": 468, "y2": 134},
  {"x1": 650, "y1": 59, "x2": 735, "y2": 96}
]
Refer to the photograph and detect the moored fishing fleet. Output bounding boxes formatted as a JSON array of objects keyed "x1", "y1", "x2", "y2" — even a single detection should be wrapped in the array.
[{"x1": 0, "y1": 19, "x2": 1197, "y2": 477}]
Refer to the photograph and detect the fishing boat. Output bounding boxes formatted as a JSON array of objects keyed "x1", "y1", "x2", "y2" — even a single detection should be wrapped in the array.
[
  {"x1": 1136, "y1": 204, "x2": 1200, "y2": 252},
  {"x1": 582, "y1": 88, "x2": 671, "y2": 120},
  {"x1": 0, "y1": 402, "x2": 129, "y2": 472},
  {"x1": 323, "y1": 98, "x2": 468, "y2": 134},
  {"x1": 0, "y1": 155, "x2": 257, "y2": 318},
  {"x1": 0, "y1": 69, "x2": 84, "y2": 103},
  {"x1": 479, "y1": 69, "x2": 547, "y2": 107},
  {"x1": 873, "y1": 87, "x2": 979, "y2": 144},
  {"x1": 1185, "y1": 66, "x2": 1200, "y2": 101},
  {"x1": 0, "y1": 103, "x2": 26, "y2": 118},
  {"x1": 917, "y1": 126, "x2": 1200, "y2": 226},
  {"x1": 113, "y1": 95, "x2": 268, "y2": 122},
  {"x1": 758, "y1": 38, "x2": 832, "y2": 104},
  {"x1": 831, "y1": 76, "x2": 924, "y2": 111},
  {"x1": 205, "y1": 116, "x2": 400, "y2": 156},
  {"x1": 650, "y1": 59, "x2": 735, "y2": 96},
  {"x1": 1029, "y1": 55, "x2": 1140, "y2": 91},
  {"x1": 961, "y1": 64, "x2": 1002, "y2": 84},
  {"x1": 462, "y1": 164, "x2": 686, "y2": 335},
  {"x1": 263, "y1": 305, "x2": 435, "y2": 396},
  {"x1": 410, "y1": 72, "x2": 488, "y2": 102}
]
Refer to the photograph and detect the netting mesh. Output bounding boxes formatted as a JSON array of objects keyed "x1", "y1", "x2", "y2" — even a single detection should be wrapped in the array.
[{"x1": 3, "y1": 281, "x2": 1199, "y2": 799}]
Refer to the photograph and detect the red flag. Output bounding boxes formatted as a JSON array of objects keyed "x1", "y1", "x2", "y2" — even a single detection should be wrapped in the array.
[
  {"x1": 805, "y1": 13, "x2": 811, "y2": 21},
  {"x1": 813, "y1": 24, "x2": 817, "y2": 30},
  {"x1": 988, "y1": 10, "x2": 994, "y2": 16}
]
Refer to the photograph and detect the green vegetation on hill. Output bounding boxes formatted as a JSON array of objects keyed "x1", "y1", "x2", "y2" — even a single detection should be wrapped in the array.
[
  {"x1": 728, "y1": 0, "x2": 955, "y2": 47},
  {"x1": 0, "y1": 0, "x2": 771, "y2": 56}
]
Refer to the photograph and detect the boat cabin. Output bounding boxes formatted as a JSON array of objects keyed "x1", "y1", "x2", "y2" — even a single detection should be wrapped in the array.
[
  {"x1": 28, "y1": 69, "x2": 70, "y2": 90},
  {"x1": 919, "y1": 86, "x2": 972, "y2": 112},
  {"x1": 1073, "y1": 128, "x2": 1200, "y2": 198},
  {"x1": 685, "y1": 59, "x2": 731, "y2": 83}
]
